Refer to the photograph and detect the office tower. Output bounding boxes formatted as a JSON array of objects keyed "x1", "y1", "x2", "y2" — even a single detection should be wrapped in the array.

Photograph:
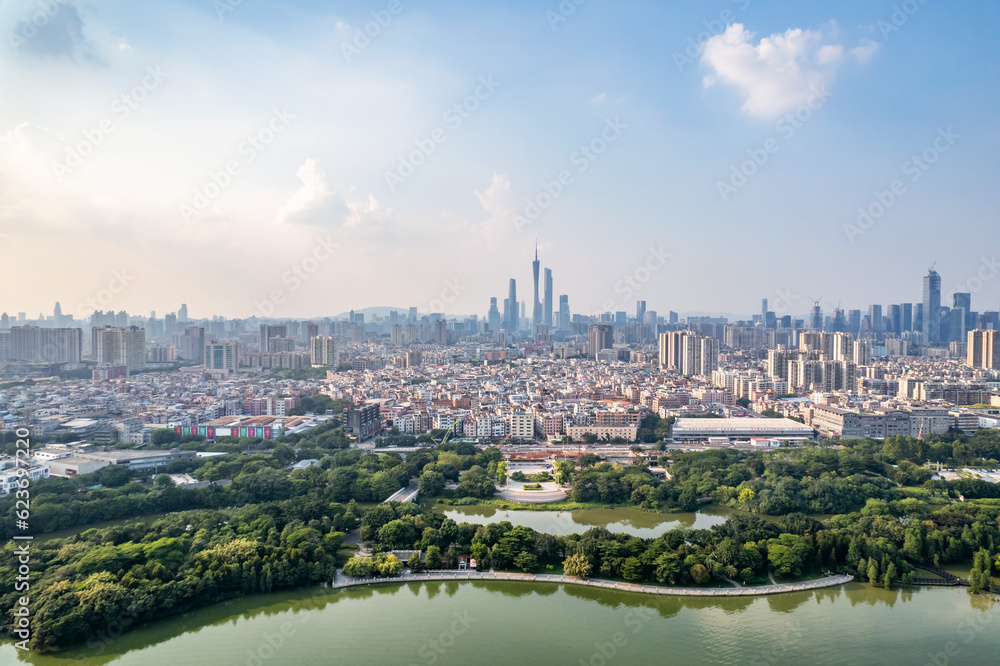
[
  {"x1": 408, "y1": 307, "x2": 417, "y2": 322},
  {"x1": 848, "y1": 310, "x2": 861, "y2": 337},
  {"x1": 643, "y1": 310, "x2": 657, "y2": 326},
  {"x1": 810, "y1": 303, "x2": 823, "y2": 331},
  {"x1": 204, "y1": 341, "x2": 239, "y2": 373},
  {"x1": 506, "y1": 279, "x2": 518, "y2": 331},
  {"x1": 259, "y1": 324, "x2": 288, "y2": 353},
  {"x1": 434, "y1": 319, "x2": 448, "y2": 345},
  {"x1": 902, "y1": 303, "x2": 913, "y2": 333},
  {"x1": 488, "y1": 297, "x2": 501, "y2": 333},
  {"x1": 831, "y1": 308, "x2": 847, "y2": 333},
  {"x1": 781, "y1": 315, "x2": 793, "y2": 329},
  {"x1": 869, "y1": 305, "x2": 883, "y2": 334},
  {"x1": 558, "y1": 295, "x2": 570, "y2": 331},
  {"x1": 669, "y1": 311, "x2": 678, "y2": 324},
  {"x1": 888, "y1": 304, "x2": 901, "y2": 335},
  {"x1": 636, "y1": 300, "x2": 646, "y2": 323},
  {"x1": 520, "y1": 301, "x2": 526, "y2": 323},
  {"x1": 923, "y1": 268, "x2": 942, "y2": 343},
  {"x1": 543, "y1": 268, "x2": 553, "y2": 327},
  {"x1": 94, "y1": 325, "x2": 145, "y2": 373},
  {"x1": 0, "y1": 313, "x2": 8, "y2": 328},
  {"x1": 967, "y1": 330, "x2": 1000, "y2": 369},
  {"x1": 588, "y1": 324, "x2": 613, "y2": 359},
  {"x1": 309, "y1": 336, "x2": 340, "y2": 367},
  {"x1": 532, "y1": 245, "x2": 542, "y2": 329},
  {"x1": 6, "y1": 326, "x2": 82, "y2": 363},
  {"x1": 761, "y1": 298, "x2": 768, "y2": 322},
  {"x1": 178, "y1": 304, "x2": 188, "y2": 321},
  {"x1": 614, "y1": 311, "x2": 627, "y2": 328}
]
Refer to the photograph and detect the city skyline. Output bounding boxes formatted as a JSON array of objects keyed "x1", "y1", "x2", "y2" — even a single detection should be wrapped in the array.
[{"x1": 1, "y1": 2, "x2": 998, "y2": 317}]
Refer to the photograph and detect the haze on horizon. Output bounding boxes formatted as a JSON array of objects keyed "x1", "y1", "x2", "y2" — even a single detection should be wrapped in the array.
[{"x1": 1, "y1": 0, "x2": 998, "y2": 320}]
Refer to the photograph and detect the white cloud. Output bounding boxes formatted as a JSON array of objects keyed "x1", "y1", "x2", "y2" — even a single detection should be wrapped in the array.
[
  {"x1": 278, "y1": 158, "x2": 390, "y2": 231},
  {"x1": 701, "y1": 24, "x2": 845, "y2": 117},
  {"x1": 851, "y1": 39, "x2": 880, "y2": 64}
]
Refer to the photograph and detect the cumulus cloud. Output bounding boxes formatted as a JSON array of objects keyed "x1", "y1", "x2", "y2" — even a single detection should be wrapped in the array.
[
  {"x1": 278, "y1": 158, "x2": 390, "y2": 230},
  {"x1": 701, "y1": 24, "x2": 867, "y2": 117},
  {"x1": 851, "y1": 39, "x2": 880, "y2": 64}
]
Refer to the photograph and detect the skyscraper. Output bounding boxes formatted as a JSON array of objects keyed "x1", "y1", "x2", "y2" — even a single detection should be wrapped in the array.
[
  {"x1": 636, "y1": 300, "x2": 646, "y2": 323},
  {"x1": 178, "y1": 304, "x2": 188, "y2": 321},
  {"x1": 532, "y1": 245, "x2": 542, "y2": 329},
  {"x1": 488, "y1": 297, "x2": 501, "y2": 333},
  {"x1": 543, "y1": 268, "x2": 553, "y2": 328},
  {"x1": 506, "y1": 279, "x2": 517, "y2": 331},
  {"x1": 205, "y1": 341, "x2": 240, "y2": 373},
  {"x1": 558, "y1": 295, "x2": 569, "y2": 331},
  {"x1": 923, "y1": 269, "x2": 941, "y2": 343},
  {"x1": 868, "y1": 304, "x2": 883, "y2": 335},
  {"x1": 902, "y1": 303, "x2": 913, "y2": 332}
]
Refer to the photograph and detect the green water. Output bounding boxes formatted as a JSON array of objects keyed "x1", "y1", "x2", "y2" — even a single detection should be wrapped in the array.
[
  {"x1": 434, "y1": 505, "x2": 737, "y2": 537},
  {"x1": 3, "y1": 581, "x2": 996, "y2": 665}
]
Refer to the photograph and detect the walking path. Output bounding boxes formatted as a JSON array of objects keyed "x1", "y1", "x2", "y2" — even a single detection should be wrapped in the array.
[{"x1": 330, "y1": 570, "x2": 855, "y2": 597}]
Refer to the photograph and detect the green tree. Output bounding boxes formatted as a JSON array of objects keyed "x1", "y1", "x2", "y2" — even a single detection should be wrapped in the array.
[
  {"x1": 425, "y1": 545, "x2": 441, "y2": 569},
  {"x1": 343, "y1": 556, "x2": 373, "y2": 578},
  {"x1": 419, "y1": 470, "x2": 446, "y2": 497},
  {"x1": 563, "y1": 553, "x2": 592, "y2": 578}
]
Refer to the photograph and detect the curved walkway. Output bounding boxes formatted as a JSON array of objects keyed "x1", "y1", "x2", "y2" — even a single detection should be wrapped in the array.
[{"x1": 331, "y1": 570, "x2": 855, "y2": 597}]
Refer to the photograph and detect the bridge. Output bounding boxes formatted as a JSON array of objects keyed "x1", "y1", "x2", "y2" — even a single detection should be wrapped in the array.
[{"x1": 385, "y1": 479, "x2": 419, "y2": 503}]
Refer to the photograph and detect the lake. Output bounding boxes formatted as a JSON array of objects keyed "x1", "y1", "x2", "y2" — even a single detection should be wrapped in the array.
[
  {"x1": 433, "y1": 504, "x2": 738, "y2": 538},
  {"x1": 4, "y1": 579, "x2": 995, "y2": 665}
]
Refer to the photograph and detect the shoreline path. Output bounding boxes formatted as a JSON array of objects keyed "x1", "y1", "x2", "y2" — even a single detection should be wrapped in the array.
[{"x1": 330, "y1": 570, "x2": 855, "y2": 597}]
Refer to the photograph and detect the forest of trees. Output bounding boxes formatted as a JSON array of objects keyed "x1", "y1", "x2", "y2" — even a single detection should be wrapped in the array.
[{"x1": 3, "y1": 421, "x2": 1000, "y2": 650}]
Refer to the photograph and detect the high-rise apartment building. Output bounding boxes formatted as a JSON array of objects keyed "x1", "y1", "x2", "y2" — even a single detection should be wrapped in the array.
[
  {"x1": 260, "y1": 324, "x2": 288, "y2": 353},
  {"x1": 967, "y1": 329, "x2": 1000, "y2": 369},
  {"x1": 659, "y1": 331, "x2": 718, "y2": 377},
  {"x1": 2, "y1": 326, "x2": 82, "y2": 363},
  {"x1": 588, "y1": 324, "x2": 613, "y2": 359},
  {"x1": 309, "y1": 336, "x2": 340, "y2": 367},
  {"x1": 93, "y1": 326, "x2": 145, "y2": 374}
]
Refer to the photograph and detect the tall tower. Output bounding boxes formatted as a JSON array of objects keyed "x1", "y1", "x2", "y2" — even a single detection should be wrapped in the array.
[
  {"x1": 507, "y1": 279, "x2": 518, "y2": 331},
  {"x1": 543, "y1": 268, "x2": 553, "y2": 328},
  {"x1": 923, "y1": 268, "x2": 941, "y2": 343},
  {"x1": 532, "y1": 243, "x2": 541, "y2": 329}
]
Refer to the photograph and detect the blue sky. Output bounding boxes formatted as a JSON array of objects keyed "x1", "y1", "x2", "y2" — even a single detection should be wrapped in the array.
[{"x1": 1, "y1": 0, "x2": 997, "y2": 320}]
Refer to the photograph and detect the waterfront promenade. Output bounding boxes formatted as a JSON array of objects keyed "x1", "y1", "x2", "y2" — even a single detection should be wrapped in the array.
[{"x1": 331, "y1": 570, "x2": 855, "y2": 597}]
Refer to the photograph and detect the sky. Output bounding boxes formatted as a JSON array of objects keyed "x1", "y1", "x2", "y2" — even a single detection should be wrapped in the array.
[{"x1": 1, "y1": 0, "x2": 998, "y2": 322}]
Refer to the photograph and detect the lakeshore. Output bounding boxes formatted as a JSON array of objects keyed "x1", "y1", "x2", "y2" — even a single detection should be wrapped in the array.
[{"x1": 331, "y1": 569, "x2": 856, "y2": 596}]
